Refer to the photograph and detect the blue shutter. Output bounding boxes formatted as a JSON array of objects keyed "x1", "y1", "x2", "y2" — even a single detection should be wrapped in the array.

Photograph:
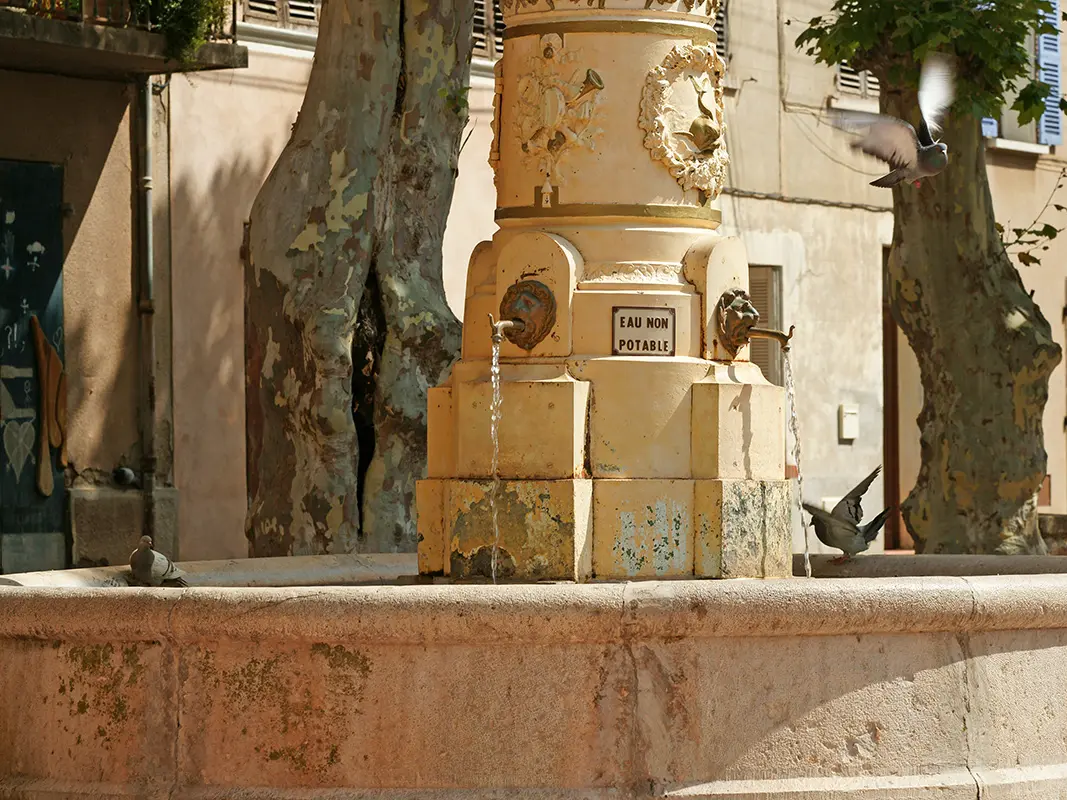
[
  {"x1": 981, "y1": 117, "x2": 1000, "y2": 138},
  {"x1": 1038, "y1": 0, "x2": 1062, "y2": 146}
]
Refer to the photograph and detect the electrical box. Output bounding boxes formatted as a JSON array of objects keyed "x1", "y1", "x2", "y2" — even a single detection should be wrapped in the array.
[{"x1": 838, "y1": 404, "x2": 859, "y2": 441}]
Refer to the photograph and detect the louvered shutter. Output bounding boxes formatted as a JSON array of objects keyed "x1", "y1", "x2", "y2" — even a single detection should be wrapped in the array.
[
  {"x1": 714, "y1": 1, "x2": 727, "y2": 55},
  {"x1": 245, "y1": 0, "x2": 278, "y2": 21},
  {"x1": 748, "y1": 266, "x2": 782, "y2": 386},
  {"x1": 1038, "y1": 0, "x2": 1063, "y2": 146},
  {"x1": 492, "y1": 0, "x2": 505, "y2": 58}
]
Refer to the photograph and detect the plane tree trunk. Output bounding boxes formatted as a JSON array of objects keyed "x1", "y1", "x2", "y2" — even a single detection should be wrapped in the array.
[
  {"x1": 884, "y1": 88, "x2": 1061, "y2": 554},
  {"x1": 244, "y1": 0, "x2": 469, "y2": 556}
]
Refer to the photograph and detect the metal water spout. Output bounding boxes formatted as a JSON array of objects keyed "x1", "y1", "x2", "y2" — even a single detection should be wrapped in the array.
[
  {"x1": 488, "y1": 314, "x2": 526, "y2": 344},
  {"x1": 715, "y1": 288, "x2": 796, "y2": 356},
  {"x1": 748, "y1": 324, "x2": 796, "y2": 353}
]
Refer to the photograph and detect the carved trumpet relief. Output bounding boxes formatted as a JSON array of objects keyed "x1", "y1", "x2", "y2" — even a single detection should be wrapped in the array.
[{"x1": 512, "y1": 33, "x2": 606, "y2": 206}]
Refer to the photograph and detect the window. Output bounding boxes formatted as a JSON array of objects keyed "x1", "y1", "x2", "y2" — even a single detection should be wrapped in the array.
[
  {"x1": 473, "y1": 0, "x2": 505, "y2": 61},
  {"x1": 748, "y1": 266, "x2": 783, "y2": 387},
  {"x1": 836, "y1": 62, "x2": 880, "y2": 99},
  {"x1": 983, "y1": 3, "x2": 1061, "y2": 147},
  {"x1": 243, "y1": 0, "x2": 318, "y2": 27},
  {"x1": 714, "y1": 0, "x2": 727, "y2": 57}
]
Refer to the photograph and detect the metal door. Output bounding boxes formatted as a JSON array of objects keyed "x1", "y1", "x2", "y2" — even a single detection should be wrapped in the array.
[{"x1": 0, "y1": 158, "x2": 67, "y2": 573}]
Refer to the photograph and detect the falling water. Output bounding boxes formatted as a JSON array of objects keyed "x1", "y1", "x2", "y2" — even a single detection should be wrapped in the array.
[
  {"x1": 488, "y1": 335, "x2": 504, "y2": 584},
  {"x1": 783, "y1": 353, "x2": 812, "y2": 578}
]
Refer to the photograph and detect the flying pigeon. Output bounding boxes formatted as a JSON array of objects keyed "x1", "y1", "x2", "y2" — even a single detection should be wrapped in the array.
[
  {"x1": 802, "y1": 466, "x2": 892, "y2": 562},
  {"x1": 129, "y1": 535, "x2": 187, "y2": 587},
  {"x1": 830, "y1": 52, "x2": 956, "y2": 189}
]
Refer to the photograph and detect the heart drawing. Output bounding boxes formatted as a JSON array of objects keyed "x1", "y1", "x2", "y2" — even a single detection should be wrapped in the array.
[{"x1": 2, "y1": 419, "x2": 34, "y2": 483}]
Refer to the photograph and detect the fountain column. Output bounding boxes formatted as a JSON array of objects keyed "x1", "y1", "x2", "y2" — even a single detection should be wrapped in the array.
[{"x1": 417, "y1": 0, "x2": 792, "y2": 581}]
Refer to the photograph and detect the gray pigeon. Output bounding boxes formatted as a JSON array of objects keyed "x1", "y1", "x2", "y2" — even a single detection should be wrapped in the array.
[
  {"x1": 129, "y1": 535, "x2": 187, "y2": 587},
  {"x1": 830, "y1": 53, "x2": 956, "y2": 188},
  {"x1": 802, "y1": 466, "x2": 892, "y2": 562}
]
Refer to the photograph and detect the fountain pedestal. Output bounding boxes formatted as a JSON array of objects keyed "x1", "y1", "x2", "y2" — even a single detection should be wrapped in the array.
[{"x1": 417, "y1": 0, "x2": 791, "y2": 581}]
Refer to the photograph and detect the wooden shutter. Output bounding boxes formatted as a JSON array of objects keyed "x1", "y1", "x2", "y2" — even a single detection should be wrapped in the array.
[
  {"x1": 287, "y1": 0, "x2": 317, "y2": 24},
  {"x1": 1038, "y1": 0, "x2": 1063, "y2": 146},
  {"x1": 837, "y1": 63, "x2": 863, "y2": 94},
  {"x1": 492, "y1": 0, "x2": 505, "y2": 58},
  {"x1": 748, "y1": 266, "x2": 782, "y2": 386},
  {"x1": 714, "y1": 0, "x2": 727, "y2": 55},
  {"x1": 473, "y1": 0, "x2": 490, "y2": 58},
  {"x1": 245, "y1": 0, "x2": 278, "y2": 22}
]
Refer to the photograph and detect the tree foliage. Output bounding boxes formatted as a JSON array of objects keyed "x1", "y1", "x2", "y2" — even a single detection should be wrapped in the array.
[
  {"x1": 795, "y1": 1, "x2": 1062, "y2": 554},
  {"x1": 796, "y1": 0, "x2": 1055, "y2": 123}
]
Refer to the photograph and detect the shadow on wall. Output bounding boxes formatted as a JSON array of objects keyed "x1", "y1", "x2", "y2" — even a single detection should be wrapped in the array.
[
  {"x1": 169, "y1": 148, "x2": 276, "y2": 561},
  {"x1": 61, "y1": 92, "x2": 140, "y2": 488}
]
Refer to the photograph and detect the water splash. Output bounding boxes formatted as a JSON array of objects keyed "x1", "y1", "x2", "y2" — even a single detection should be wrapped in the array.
[
  {"x1": 489, "y1": 335, "x2": 504, "y2": 583},
  {"x1": 783, "y1": 353, "x2": 812, "y2": 578}
]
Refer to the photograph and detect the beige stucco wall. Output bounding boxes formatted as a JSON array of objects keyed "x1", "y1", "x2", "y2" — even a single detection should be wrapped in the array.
[
  {"x1": 0, "y1": 71, "x2": 140, "y2": 477},
  {"x1": 169, "y1": 42, "x2": 312, "y2": 561}
]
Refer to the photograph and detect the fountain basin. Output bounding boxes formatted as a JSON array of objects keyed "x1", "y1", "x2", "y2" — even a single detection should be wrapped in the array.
[{"x1": 2, "y1": 569, "x2": 1067, "y2": 798}]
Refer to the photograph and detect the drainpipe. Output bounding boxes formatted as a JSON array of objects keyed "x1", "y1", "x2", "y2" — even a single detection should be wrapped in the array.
[{"x1": 137, "y1": 76, "x2": 157, "y2": 545}]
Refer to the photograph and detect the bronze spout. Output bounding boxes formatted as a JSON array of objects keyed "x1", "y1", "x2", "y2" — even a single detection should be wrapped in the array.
[
  {"x1": 488, "y1": 314, "x2": 526, "y2": 344},
  {"x1": 747, "y1": 325, "x2": 796, "y2": 353}
]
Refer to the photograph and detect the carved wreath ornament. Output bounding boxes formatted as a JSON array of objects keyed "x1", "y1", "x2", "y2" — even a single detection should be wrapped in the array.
[{"x1": 638, "y1": 44, "x2": 729, "y2": 198}]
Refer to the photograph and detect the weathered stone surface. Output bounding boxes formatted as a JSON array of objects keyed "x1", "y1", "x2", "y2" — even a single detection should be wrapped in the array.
[
  {"x1": 3, "y1": 578, "x2": 1067, "y2": 796},
  {"x1": 69, "y1": 486, "x2": 179, "y2": 567},
  {"x1": 447, "y1": 479, "x2": 592, "y2": 581},
  {"x1": 691, "y1": 366, "x2": 785, "y2": 481},
  {"x1": 592, "y1": 479, "x2": 693, "y2": 579},
  {"x1": 695, "y1": 478, "x2": 791, "y2": 578}
]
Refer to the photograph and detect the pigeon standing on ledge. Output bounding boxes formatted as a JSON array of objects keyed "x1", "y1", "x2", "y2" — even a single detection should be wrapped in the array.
[
  {"x1": 803, "y1": 466, "x2": 893, "y2": 563},
  {"x1": 129, "y1": 536, "x2": 187, "y2": 587},
  {"x1": 829, "y1": 53, "x2": 956, "y2": 189}
]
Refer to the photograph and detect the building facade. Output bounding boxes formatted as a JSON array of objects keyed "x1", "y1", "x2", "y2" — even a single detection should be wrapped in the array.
[{"x1": 3, "y1": 0, "x2": 1062, "y2": 569}]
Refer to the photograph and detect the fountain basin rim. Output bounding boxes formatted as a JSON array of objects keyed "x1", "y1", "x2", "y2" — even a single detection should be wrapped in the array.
[{"x1": 2, "y1": 573, "x2": 1067, "y2": 644}]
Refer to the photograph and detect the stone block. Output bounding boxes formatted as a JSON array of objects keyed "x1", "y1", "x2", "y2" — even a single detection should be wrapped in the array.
[
  {"x1": 447, "y1": 479, "x2": 592, "y2": 581},
  {"x1": 454, "y1": 371, "x2": 589, "y2": 479},
  {"x1": 416, "y1": 479, "x2": 447, "y2": 576},
  {"x1": 495, "y1": 231, "x2": 579, "y2": 359},
  {"x1": 1, "y1": 532, "x2": 66, "y2": 574},
  {"x1": 692, "y1": 367, "x2": 785, "y2": 481},
  {"x1": 592, "y1": 479, "x2": 693, "y2": 579},
  {"x1": 694, "y1": 479, "x2": 791, "y2": 578},
  {"x1": 70, "y1": 486, "x2": 179, "y2": 567},
  {"x1": 425, "y1": 387, "x2": 455, "y2": 478},
  {"x1": 571, "y1": 357, "x2": 709, "y2": 479}
]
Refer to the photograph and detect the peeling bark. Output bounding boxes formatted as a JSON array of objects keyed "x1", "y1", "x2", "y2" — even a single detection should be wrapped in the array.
[
  {"x1": 359, "y1": 2, "x2": 468, "y2": 552},
  {"x1": 245, "y1": 0, "x2": 470, "y2": 556},
  {"x1": 885, "y1": 89, "x2": 1062, "y2": 554}
]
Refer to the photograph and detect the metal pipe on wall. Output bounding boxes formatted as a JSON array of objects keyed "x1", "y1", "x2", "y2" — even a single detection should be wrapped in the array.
[{"x1": 137, "y1": 76, "x2": 157, "y2": 546}]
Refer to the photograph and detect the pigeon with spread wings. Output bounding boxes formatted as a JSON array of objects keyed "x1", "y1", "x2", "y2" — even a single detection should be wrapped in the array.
[
  {"x1": 830, "y1": 53, "x2": 956, "y2": 189},
  {"x1": 802, "y1": 466, "x2": 893, "y2": 562}
]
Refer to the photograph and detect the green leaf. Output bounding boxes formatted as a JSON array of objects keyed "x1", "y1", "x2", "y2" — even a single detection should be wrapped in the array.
[
  {"x1": 1012, "y1": 228, "x2": 1029, "y2": 237},
  {"x1": 1018, "y1": 252, "x2": 1041, "y2": 266},
  {"x1": 1054, "y1": 205, "x2": 1067, "y2": 212},
  {"x1": 1038, "y1": 223, "x2": 1060, "y2": 239},
  {"x1": 995, "y1": 222, "x2": 1005, "y2": 234}
]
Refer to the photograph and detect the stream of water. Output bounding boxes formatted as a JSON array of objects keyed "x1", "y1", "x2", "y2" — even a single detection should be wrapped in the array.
[
  {"x1": 783, "y1": 353, "x2": 812, "y2": 578},
  {"x1": 489, "y1": 336, "x2": 504, "y2": 584}
]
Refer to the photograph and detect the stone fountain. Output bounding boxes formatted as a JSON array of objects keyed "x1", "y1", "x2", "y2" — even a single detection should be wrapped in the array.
[
  {"x1": 417, "y1": 0, "x2": 794, "y2": 583},
  {"x1": 3, "y1": 2, "x2": 1067, "y2": 798}
]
